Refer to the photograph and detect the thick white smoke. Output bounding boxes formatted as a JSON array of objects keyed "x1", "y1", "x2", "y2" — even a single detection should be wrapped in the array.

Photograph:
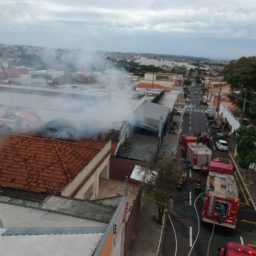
[{"x1": 1, "y1": 48, "x2": 138, "y2": 139}]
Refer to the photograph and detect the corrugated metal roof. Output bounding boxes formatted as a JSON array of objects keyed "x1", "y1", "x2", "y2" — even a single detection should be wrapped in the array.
[
  {"x1": 134, "y1": 102, "x2": 169, "y2": 132},
  {"x1": 0, "y1": 203, "x2": 105, "y2": 228},
  {"x1": 0, "y1": 233, "x2": 103, "y2": 256}
]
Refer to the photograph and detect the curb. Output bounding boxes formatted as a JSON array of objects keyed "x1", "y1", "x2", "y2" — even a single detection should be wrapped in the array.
[{"x1": 229, "y1": 152, "x2": 256, "y2": 213}]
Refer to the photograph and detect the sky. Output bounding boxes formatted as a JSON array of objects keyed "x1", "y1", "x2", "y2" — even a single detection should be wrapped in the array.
[{"x1": 0, "y1": 0, "x2": 256, "y2": 59}]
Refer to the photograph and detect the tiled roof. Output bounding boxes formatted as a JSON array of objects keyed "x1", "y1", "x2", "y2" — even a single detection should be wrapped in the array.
[
  {"x1": 136, "y1": 82, "x2": 171, "y2": 92},
  {"x1": 0, "y1": 134, "x2": 108, "y2": 194}
]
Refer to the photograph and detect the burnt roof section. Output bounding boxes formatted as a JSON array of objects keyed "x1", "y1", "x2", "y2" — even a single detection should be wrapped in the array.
[{"x1": 117, "y1": 133, "x2": 159, "y2": 162}]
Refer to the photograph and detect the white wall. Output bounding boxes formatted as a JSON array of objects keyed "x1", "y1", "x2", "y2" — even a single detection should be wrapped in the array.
[
  {"x1": 219, "y1": 103, "x2": 240, "y2": 132},
  {"x1": 61, "y1": 141, "x2": 111, "y2": 199}
]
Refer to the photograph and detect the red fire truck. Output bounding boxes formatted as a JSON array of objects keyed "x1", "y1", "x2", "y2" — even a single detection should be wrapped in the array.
[
  {"x1": 181, "y1": 135, "x2": 197, "y2": 157},
  {"x1": 202, "y1": 159, "x2": 240, "y2": 228},
  {"x1": 186, "y1": 143, "x2": 212, "y2": 171},
  {"x1": 217, "y1": 242, "x2": 256, "y2": 255},
  {"x1": 208, "y1": 158, "x2": 234, "y2": 175}
]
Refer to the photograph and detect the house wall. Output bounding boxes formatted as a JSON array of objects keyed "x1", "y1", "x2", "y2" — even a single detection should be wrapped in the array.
[
  {"x1": 110, "y1": 157, "x2": 148, "y2": 181},
  {"x1": 61, "y1": 141, "x2": 111, "y2": 199},
  {"x1": 96, "y1": 196, "x2": 127, "y2": 256},
  {"x1": 124, "y1": 193, "x2": 141, "y2": 256},
  {"x1": 100, "y1": 231, "x2": 113, "y2": 256},
  {"x1": 219, "y1": 103, "x2": 240, "y2": 132},
  {"x1": 74, "y1": 156, "x2": 110, "y2": 200}
]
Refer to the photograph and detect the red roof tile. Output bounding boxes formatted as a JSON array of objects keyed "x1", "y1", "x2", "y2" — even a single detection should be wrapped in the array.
[
  {"x1": 136, "y1": 82, "x2": 171, "y2": 92},
  {"x1": 0, "y1": 134, "x2": 109, "y2": 194}
]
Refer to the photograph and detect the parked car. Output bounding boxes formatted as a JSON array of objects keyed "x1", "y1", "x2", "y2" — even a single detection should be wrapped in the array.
[
  {"x1": 214, "y1": 132, "x2": 226, "y2": 141},
  {"x1": 215, "y1": 139, "x2": 228, "y2": 151},
  {"x1": 204, "y1": 109, "x2": 216, "y2": 119}
]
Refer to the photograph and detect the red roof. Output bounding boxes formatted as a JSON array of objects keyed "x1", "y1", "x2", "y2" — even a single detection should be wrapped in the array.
[
  {"x1": 136, "y1": 82, "x2": 171, "y2": 92},
  {"x1": 0, "y1": 134, "x2": 109, "y2": 194}
]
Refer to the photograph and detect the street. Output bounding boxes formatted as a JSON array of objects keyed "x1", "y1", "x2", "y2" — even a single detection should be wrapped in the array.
[{"x1": 161, "y1": 82, "x2": 256, "y2": 256}]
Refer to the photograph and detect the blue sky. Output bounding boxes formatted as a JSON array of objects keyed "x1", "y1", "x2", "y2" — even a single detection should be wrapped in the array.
[{"x1": 0, "y1": 0, "x2": 256, "y2": 60}]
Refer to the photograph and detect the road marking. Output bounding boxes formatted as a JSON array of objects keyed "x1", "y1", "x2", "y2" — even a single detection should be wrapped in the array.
[
  {"x1": 189, "y1": 192, "x2": 192, "y2": 206},
  {"x1": 189, "y1": 226, "x2": 193, "y2": 247},
  {"x1": 189, "y1": 169, "x2": 192, "y2": 179},
  {"x1": 241, "y1": 219, "x2": 256, "y2": 225},
  {"x1": 240, "y1": 236, "x2": 244, "y2": 245},
  {"x1": 189, "y1": 126, "x2": 191, "y2": 130}
]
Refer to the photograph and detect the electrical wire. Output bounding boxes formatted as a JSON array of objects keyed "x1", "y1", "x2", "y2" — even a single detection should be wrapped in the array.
[
  {"x1": 206, "y1": 223, "x2": 216, "y2": 256},
  {"x1": 187, "y1": 192, "x2": 204, "y2": 256},
  {"x1": 167, "y1": 212, "x2": 178, "y2": 256}
]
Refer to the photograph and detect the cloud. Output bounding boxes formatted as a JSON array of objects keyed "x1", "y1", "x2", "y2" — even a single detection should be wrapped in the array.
[
  {"x1": 1, "y1": 0, "x2": 256, "y2": 36},
  {"x1": 0, "y1": 0, "x2": 256, "y2": 58}
]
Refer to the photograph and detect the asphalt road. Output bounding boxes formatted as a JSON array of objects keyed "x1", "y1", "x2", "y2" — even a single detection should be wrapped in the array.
[{"x1": 162, "y1": 83, "x2": 256, "y2": 256}]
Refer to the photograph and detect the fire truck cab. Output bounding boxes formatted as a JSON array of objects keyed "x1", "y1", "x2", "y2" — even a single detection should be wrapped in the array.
[{"x1": 217, "y1": 242, "x2": 256, "y2": 255}]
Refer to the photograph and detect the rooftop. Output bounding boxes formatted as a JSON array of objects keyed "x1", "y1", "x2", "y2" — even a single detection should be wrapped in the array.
[
  {"x1": 0, "y1": 232, "x2": 103, "y2": 256},
  {"x1": 136, "y1": 82, "x2": 171, "y2": 92},
  {"x1": 97, "y1": 178, "x2": 140, "y2": 219},
  {"x1": 134, "y1": 102, "x2": 170, "y2": 133},
  {"x1": 117, "y1": 133, "x2": 159, "y2": 162},
  {"x1": 206, "y1": 171, "x2": 238, "y2": 199},
  {"x1": 0, "y1": 133, "x2": 108, "y2": 194}
]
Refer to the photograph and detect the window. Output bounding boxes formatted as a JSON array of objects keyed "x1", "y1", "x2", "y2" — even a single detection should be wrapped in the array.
[{"x1": 214, "y1": 201, "x2": 228, "y2": 216}]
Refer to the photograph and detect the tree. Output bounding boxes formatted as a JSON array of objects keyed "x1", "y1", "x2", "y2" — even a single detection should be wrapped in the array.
[
  {"x1": 236, "y1": 126, "x2": 256, "y2": 169},
  {"x1": 143, "y1": 158, "x2": 179, "y2": 222},
  {"x1": 223, "y1": 57, "x2": 256, "y2": 91},
  {"x1": 223, "y1": 56, "x2": 256, "y2": 123}
]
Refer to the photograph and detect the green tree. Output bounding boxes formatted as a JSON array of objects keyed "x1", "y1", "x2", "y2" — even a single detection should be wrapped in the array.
[
  {"x1": 223, "y1": 56, "x2": 256, "y2": 123},
  {"x1": 143, "y1": 158, "x2": 178, "y2": 222},
  {"x1": 223, "y1": 57, "x2": 256, "y2": 91},
  {"x1": 184, "y1": 79, "x2": 192, "y2": 86},
  {"x1": 236, "y1": 126, "x2": 256, "y2": 168}
]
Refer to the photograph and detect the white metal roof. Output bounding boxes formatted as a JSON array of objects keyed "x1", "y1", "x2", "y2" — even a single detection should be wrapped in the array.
[
  {"x1": 0, "y1": 203, "x2": 104, "y2": 228},
  {"x1": 188, "y1": 143, "x2": 212, "y2": 155},
  {"x1": 0, "y1": 233, "x2": 103, "y2": 256},
  {"x1": 207, "y1": 171, "x2": 238, "y2": 199},
  {"x1": 130, "y1": 165, "x2": 157, "y2": 184}
]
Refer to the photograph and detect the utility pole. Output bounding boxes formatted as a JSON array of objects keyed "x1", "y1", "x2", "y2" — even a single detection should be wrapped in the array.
[
  {"x1": 151, "y1": 72, "x2": 155, "y2": 89},
  {"x1": 216, "y1": 83, "x2": 222, "y2": 112},
  {"x1": 241, "y1": 88, "x2": 248, "y2": 121}
]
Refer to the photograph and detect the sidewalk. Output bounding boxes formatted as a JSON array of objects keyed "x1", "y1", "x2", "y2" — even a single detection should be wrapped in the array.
[
  {"x1": 228, "y1": 139, "x2": 256, "y2": 210},
  {"x1": 128, "y1": 117, "x2": 181, "y2": 256}
]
